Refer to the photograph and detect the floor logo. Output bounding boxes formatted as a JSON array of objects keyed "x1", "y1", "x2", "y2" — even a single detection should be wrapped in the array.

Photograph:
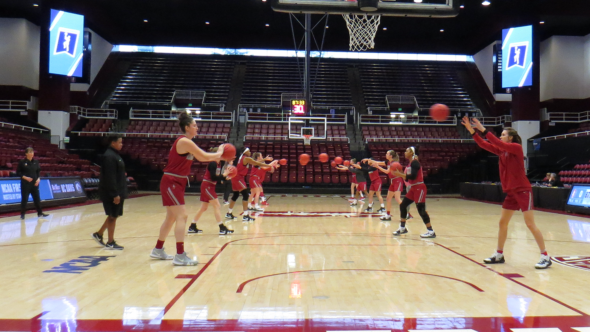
[
  {"x1": 550, "y1": 256, "x2": 590, "y2": 271},
  {"x1": 44, "y1": 256, "x2": 115, "y2": 274}
]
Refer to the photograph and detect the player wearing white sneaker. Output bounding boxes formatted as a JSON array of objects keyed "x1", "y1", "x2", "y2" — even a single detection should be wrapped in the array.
[
  {"x1": 249, "y1": 153, "x2": 279, "y2": 211},
  {"x1": 390, "y1": 146, "x2": 435, "y2": 238},
  {"x1": 337, "y1": 159, "x2": 367, "y2": 206},
  {"x1": 463, "y1": 117, "x2": 550, "y2": 269},
  {"x1": 359, "y1": 159, "x2": 386, "y2": 213},
  {"x1": 369, "y1": 150, "x2": 411, "y2": 222}
]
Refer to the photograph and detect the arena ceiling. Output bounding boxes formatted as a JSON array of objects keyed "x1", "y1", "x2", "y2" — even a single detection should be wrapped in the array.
[{"x1": 2, "y1": 0, "x2": 590, "y2": 54}]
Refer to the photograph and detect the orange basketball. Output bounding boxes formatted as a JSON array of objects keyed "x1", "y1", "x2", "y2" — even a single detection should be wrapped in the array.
[
  {"x1": 430, "y1": 104, "x2": 450, "y2": 122},
  {"x1": 227, "y1": 165, "x2": 238, "y2": 178},
  {"x1": 221, "y1": 143, "x2": 236, "y2": 161},
  {"x1": 299, "y1": 153, "x2": 310, "y2": 166},
  {"x1": 391, "y1": 162, "x2": 402, "y2": 172},
  {"x1": 319, "y1": 153, "x2": 329, "y2": 163},
  {"x1": 279, "y1": 158, "x2": 287, "y2": 166},
  {"x1": 334, "y1": 156, "x2": 343, "y2": 165},
  {"x1": 331, "y1": 161, "x2": 336, "y2": 168},
  {"x1": 343, "y1": 160, "x2": 350, "y2": 166}
]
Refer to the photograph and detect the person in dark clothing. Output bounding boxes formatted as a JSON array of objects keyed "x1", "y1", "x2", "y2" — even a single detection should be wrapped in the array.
[
  {"x1": 17, "y1": 147, "x2": 49, "y2": 220},
  {"x1": 222, "y1": 160, "x2": 234, "y2": 204},
  {"x1": 92, "y1": 135, "x2": 127, "y2": 250},
  {"x1": 188, "y1": 147, "x2": 234, "y2": 235}
]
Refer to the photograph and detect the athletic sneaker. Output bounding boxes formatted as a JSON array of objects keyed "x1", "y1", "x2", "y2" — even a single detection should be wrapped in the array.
[
  {"x1": 173, "y1": 252, "x2": 198, "y2": 266},
  {"x1": 91, "y1": 232, "x2": 105, "y2": 247},
  {"x1": 483, "y1": 252, "x2": 505, "y2": 264},
  {"x1": 393, "y1": 227, "x2": 408, "y2": 236},
  {"x1": 20, "y1": 214, "x2": 25, "y2": 220},
  {"x1": 350, "y1": 202, "x2": 358, "y2": 207},
  {"x1": 188, "y1": 224, "x2": 203, "y2": 234},
  {"x1": 420, "y1": 230, "x2": 436, "y2": 238},
  {"x1": 364, "y1": 206, "x2": 373, "y2": 212},
  {"x1": 242, "y1": 215, "x2": 255, "y2": 222},
  {"x1": 377, "y1": 207, "x2": 386, "y2": 213},
  {"x1": 252, "y1": 206, "x2": 264, "y2": 212},
  {"x1": 380, "y1": 215, "x2": 392, "y2": 221},
  {"x1": 406, "y1": 213, "x2": 414, "y2": 220},
  {"x1": 223, "y1": 201, "x2": 229, "y2": 205},
  {"x1": 225, "y1": 212, "x2": 236, "y2": 219},
  {"x1": 150, "y1": 248, "x2": 174, "y2": 260},
  {"x1": 38, "y1": 213, "x2": 49, "y2": 218},
  {"x1": 248, "y1": 205, "x2": 256, "y2": 211},
  {"x1": 105, "y1": 241, "x2": 124, "y2": 250},
  {"x1": 535, "y1": 255, "x2": 552, "y2": 269},
  {"x1": 219, "y1": 224, "x2": 234, "y2": 235},
  {"x1": 261, "y1": 201, "x2": 269, "y2": 206}
]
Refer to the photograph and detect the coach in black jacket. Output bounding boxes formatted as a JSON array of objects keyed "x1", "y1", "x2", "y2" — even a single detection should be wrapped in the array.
[
  {"x1": 17, "y1": 147, "x2": 49, "y2": 220},
  {"x1": 92, "y1": 135, "x2": 127, "y2": 250}
]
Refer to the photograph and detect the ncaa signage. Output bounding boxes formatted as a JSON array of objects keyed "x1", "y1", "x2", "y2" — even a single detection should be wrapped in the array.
[
  {"x1": 501, "y1": 25, "x2": 533, "y2": 88},
  {"x1": 506, "y1": 42, "x2": 528, "y2": 70},
  {"x1": 54, "y1": 27, "x2": 79, "y2": 57},
  {"x1": 48, "y1": 9, "x2": 85, "y2": 77}
]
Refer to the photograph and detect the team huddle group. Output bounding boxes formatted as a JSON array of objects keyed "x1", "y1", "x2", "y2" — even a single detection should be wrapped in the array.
[{"x1": 90, "y1": 112, "x2": 553, "y2": 269}]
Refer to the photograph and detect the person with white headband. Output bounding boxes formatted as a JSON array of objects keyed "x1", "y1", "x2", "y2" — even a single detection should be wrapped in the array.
[{"x1": 390, "y1": 145, "x2": 436, "y2": 238}]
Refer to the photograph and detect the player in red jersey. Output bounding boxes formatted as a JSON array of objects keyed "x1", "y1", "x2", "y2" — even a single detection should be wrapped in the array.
[
  {"x1": 249, "y1": 154, "x2": 274, "y2": 209},
  {"x1": 226, "y1": 148, "x2": 273, "y2": 222},
  {"x1": 187, "y1": 147, "x2": 235, "y2": 235},
  {"x1": 359, "y1": 159, "x2": 386, "y2": 213},
  {"x1": 462, "y1": 116, "x2": 551, "y2": 269},
  {"x1": 150, "y1": 112, "x2": 224, "y2": 266},
  {"x1": 346, "y1": 158, "x2": 365, "y2": 202},
  {"x1": 370, "y1": 150, "x2": 412, "y2": 221},
  {"x1": 390, "y1": 146, "x2": 436, "y2": 238},
  {"x1": 249, "y1": 152, "x2": 279, "y2": 211},
  {"x1": 338, "y1": 159, "x2": 368, "y2": 206}
]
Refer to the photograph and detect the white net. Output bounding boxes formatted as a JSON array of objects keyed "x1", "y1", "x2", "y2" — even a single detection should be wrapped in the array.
[{"x1": 342, "y1": 14, "x2": 381, "y2": 52}]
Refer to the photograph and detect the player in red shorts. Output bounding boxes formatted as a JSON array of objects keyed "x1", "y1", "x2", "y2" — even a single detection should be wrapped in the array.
[
  {"x1": 390, "y1": 146, "x2": 436, "y2": 238},
  {"x1": 248, "y1": 154, "x2": 274, "y2": 209},
  {"x1": 187, "y1": 147, "x2": 235, "y2": 235},
  {"x1": 249, "y1": 152, "x2": 279, "y2": 211},
  {"x1": 337, "y1": 159, "x2": 368, "y2": 207},
  {"x1": 150, "y1": 112, "x2": 224, "y2": 266},
  {"x1": 462, "y1": 116, "x2": 551, "y2": 269},
  {"x1": 227, "y1": 148, "x2": 273, "y2": 223},
  {"x1": 359, "y1": 159, "x2": 386, "y2": 213},
  {"x1": 370, "y1": 150, "x2": 412, "y2": 221}
]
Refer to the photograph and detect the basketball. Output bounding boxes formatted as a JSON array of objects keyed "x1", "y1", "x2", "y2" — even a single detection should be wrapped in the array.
[
  {"x1": 430, "y1": 104, "x2": 450, "y2": 122},
  {"x1": 343, "y1": 160, "x2": 350, "y2": 166},
  {"x1": 331, "y1": 161, "x2": 336, "y2": 168},
  {"x1": 334, "y1": 156, "x2": 343, "y2": 165},
  {"x1": 279, "y1": 158, "x2": 287, "y2": 166},
  {"x1": 391, "y1": 162, "x2": 402, "y2": 172},
  {"x1": 319, "y1": 153, "x2": 329, "y2": 163},
  {"x1": 221, "y1": 143, "x2": 236, "y2": 161},
  {"x1": 299, "y1": 153, "x2": 310, "y2": 166},
  {"x1": 226, "y1": 165, "x2": 238, "y2": 178}
]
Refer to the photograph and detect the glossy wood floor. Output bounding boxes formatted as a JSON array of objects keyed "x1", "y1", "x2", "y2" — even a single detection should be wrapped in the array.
[{"x1": 1, "y1": 194, "x2": 590, "y2": 331}]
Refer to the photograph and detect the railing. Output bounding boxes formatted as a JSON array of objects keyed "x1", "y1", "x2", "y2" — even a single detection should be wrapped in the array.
[
  {"x1": 246, "y1": 112, "x2": 347, "y2": 124},
  {"x1": 0, "y1": 121, "x2": 49, "y2": 133},
  {"x1": 244, "y1": 134, "x2": 350, "y2": 143},
  {"x1": 0, "y1": 100, "x2": 29, "y2": 111},
  {"x1": 102, "y1": 100, "x2": 172, "y2": 108},
  {"x1": 238, "y1": 104, "x2": 282, "y2": 113},
  {"x1": 71, "y1": 132, "x2": 228, "y2": 140},
  {"x1": 70, "y1": 106, "x2": 118, "y2": 119},
  {"x1": 366, "y1": 137, "x2": 475, "y2": 144},
  {"x1": 129, "y1": 110, "x2": 233, "y2": 122},
  {"x1": 386, "y1": 95, "x2": 418, "y2": 108},
  {"x1": 172, "y1": 90, "x2": 205, "y2": 100},
  {"x1": 311, "y1": 105, "x2": 355, "y2": 126},
  {"x1": 202, "y1": 103, "x2": 225, "y2": 112},
  {"x1": 547, "y1": 111, "x2": 590, "y2": 123},
  {"x1": 478, "y1": 115, "x2": 512, "y2": 126},
  {"x1": 536, "y1": 131, "x2": 590, "y2": 141},
  {"x1": 359, "y1": 114, "x2": 458, "y2": 126}
]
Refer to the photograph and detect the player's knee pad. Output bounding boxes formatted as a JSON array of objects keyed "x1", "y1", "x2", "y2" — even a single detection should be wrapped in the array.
[
  {"x1": 231, "y1": 191, "x2": 240, "y2": 202},
  {"x1": 399, "y1": 197, "x2": 412, "y2": 219},
  {"x1": 242, "y1": 190, "x2": 250, "y2": 201},
  {"x1": 416, "y1": 203, "x2": 430, "y2": 224}
]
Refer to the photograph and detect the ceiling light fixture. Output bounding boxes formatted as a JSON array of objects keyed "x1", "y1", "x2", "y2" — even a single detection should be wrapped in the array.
[
  {"x1": 414, "y1": 0, "x2": 423, "y2": 3},
  {"x1": 205, "y1": 21, "x2": 210, "y2": 25},
  {"x1": 540, "y1": 21, "x2": 545, "y2": 24},
  {"x1": 265, "y1": 23, "x2": 270, "y2": 27},
  {"x1": 459, "y1": 4, "x2": 464, "y2": 8},
  {"x1": 383, "y1": 27, "x2": 387, "y2": 31},
  {"x1": 33, "y1": 3, "x2": 39, "y2": 6},
  {"x1": 143, "y1": 19, "x2": 148, "y2": 23},
  {"x1": 482, "y1": 0, "x2": 490, "y2": 6},
  {"x1": 326, "y1": 26, "x2": 329, "y2": 29},
  {"x1": 440, "y1": 29, "x2": 444, "y2": 32}
]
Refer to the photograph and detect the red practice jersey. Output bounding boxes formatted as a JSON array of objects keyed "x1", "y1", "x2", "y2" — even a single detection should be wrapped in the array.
[{"x1": 163, "y1": 137, "x2": 194, "y2": 176}]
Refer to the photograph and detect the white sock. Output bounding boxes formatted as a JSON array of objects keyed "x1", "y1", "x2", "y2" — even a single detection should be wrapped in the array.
[
  {"x1": 381, "y1": 204, "x2": 385, "y2": 207},
  {"x1": 228, "y1": 208, "x2": 233, "y2": 213}
]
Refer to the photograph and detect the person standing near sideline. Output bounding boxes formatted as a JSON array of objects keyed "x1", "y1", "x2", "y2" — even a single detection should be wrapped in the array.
[
  {"x1": 17, "y1": 147, "x2": 49, "y2": 220},
  {"x1": 92, "y1": 135, "x2": 127, "y2": 250}
]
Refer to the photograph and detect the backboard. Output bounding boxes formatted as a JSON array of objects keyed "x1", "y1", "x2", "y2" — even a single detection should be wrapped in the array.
[
  {"x1": 288, "y1": 116, "x2": 327, "y2": 142},
  {"x1": 272, "y1": 0, "x2": 459, "y2": 17}
]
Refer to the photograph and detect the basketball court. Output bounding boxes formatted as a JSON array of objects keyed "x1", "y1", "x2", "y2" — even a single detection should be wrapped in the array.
[{"x1": 1, "y1": 194, "x2": 590, "y2": 331}]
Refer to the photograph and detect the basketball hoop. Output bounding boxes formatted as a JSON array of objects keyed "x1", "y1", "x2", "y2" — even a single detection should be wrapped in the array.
[
  {"x1": 342, "y1": 13, "x2": 381, "y2": 51},
  {"x1": 303, "y1": 135, "x2": 312, "y2": 146}
]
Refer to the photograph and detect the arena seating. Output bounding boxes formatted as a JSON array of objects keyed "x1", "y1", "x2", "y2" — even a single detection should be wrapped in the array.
[
  {"x1": 109, "y1": 55, "x2": 235, "y2": 104},
  {"x1": 567, "y1": 122, "x2": 590, "y2": 134},
  {"x1": 80, "y1": 119, "x2": 114, "y2": 134},
  {"x1": 559, "y1": 163, "x2": 590, "y2": 184},
  {"x1": 245, "y1": 124, "x2": 348, "y2": 141},
  {"x1": 126, "y1": 120, "x2": 231, "y2": 139},
  {"x1": 358, "y1": 61, "x2": 475, "y2": 109},
  {"x1": 242, "y1": 142, "x2": 352, "y2": 185},
  {"x1": 362, "y1": 125, "x2": 460, "y2": 140},
  {"x1": 0, "y1": 127, "x2": 97, "y2": 178}
]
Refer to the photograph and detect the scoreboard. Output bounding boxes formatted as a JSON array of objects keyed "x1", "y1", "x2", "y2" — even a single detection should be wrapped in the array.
[{"x1": 291, "y1": 99, "x2": 307, "y2": 115}]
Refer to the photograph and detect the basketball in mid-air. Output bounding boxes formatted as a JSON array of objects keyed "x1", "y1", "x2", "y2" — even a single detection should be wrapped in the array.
[
  {"x1": 279, "y1": 158, "x2": 287, "y2": 165},
  {"x1": 299, "y1": 153, "x2": 310, "y2": 166},
  {"x1": 319, "y1": 153, "x2": 329, "y2": 163},
  {"x1": 334, "y1": 156, "x2": 343, "y2": 165},
  {"x1": 429, "y1": 104, "x2": 450, "y2": 122},
  {"x1": 343, "y1": 160, "x2": 350, "y2": 166},
  {"x1": 221, "y1": 143, "x2": 236, "y2": 161}
]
